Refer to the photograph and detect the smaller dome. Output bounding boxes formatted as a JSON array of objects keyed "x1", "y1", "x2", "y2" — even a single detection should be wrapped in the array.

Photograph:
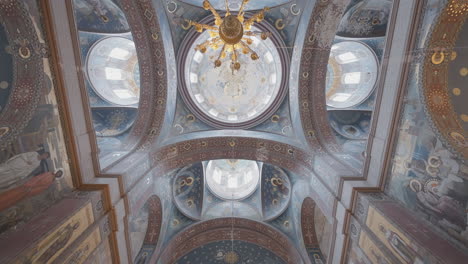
[
  {"x1": 86, "y1": 37, "x2": 140, "y2": 106},
  {"x1": 326, "y1": 41, "x2": 379, "y2": 109},
  {"x1": 329, "y1": 110, "x2": 372, "y2": 140},
  {"x1": 205, "y1": 159, "x2": 260, "y2": 200},
  {"x1": 73, "y1": 0, "x2": 130, "y2": 33},
  {"x1": 92, "y1": 107, "x2": 137, "y2": 137},
  {"x1": 337, "y1": 0, "x2": 392, "y2": 38}
]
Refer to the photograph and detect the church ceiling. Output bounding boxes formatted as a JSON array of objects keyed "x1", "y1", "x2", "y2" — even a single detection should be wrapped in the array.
[{"x1": 7, "y1": 0, "x2": 468, "y2": 263}]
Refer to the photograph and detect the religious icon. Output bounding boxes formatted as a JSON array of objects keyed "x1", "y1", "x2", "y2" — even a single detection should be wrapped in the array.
[
  {"x1": 0, "y1": 151, "x2": 51, "y2": 190},
  {"x1": 0, "y1": 169, "x2": 63, "y2": 211},
  {"x1": 378, "y1": 224, "x2": 422, "y2": 264},
  {"x1": 35, "y1": 221, "x2": 81, "y2": 263}
]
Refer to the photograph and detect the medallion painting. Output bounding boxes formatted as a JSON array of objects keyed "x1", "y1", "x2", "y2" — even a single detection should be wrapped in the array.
[
  {"x1": 0, "y1": 0, "x2": 73, "y2": 234},
  {"x1": 385, "y1": 0, "x2": 468, "y2": 250}
]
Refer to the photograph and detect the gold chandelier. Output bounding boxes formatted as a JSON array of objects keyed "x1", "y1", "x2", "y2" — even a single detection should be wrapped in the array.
[{"x1": 186, "y1": 0, "x2": 271, "y2": 71}]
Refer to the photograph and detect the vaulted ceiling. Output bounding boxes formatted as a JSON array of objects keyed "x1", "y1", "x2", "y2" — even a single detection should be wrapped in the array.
[
  {"x1": 1, "y1": 0, "x2": 467, "y2": 263},
  {"x1": 66, "y1": 0, "x2": 391, "y2": 262}
]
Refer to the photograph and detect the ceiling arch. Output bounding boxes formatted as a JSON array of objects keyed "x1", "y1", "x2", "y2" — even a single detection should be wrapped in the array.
[
  {"x1": 157, "y1": 217, "x2": 308, "y2": 264},
  {"x1": 133, "y1": 195, "x2": 163, "y2": 264},
  {"x1": 301, "y1": 197, "x2": 325, "y2": 263},
  {"x1": 111, "y1": 0, "x2": 169, "y2": 151},
  {"x1": 296, "y1": 0, "x2": 349, "y2": 153}
]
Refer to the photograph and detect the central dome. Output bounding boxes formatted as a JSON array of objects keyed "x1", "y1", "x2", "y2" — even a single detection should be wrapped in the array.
[
  {"x1": 178, "y1": 17, "x2": 288, "y2": 129},
  {"x1": 205, "y1": 159, "x2": 260, "y2": 200}
]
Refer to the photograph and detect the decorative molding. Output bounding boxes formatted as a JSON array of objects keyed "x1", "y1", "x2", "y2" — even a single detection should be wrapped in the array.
[
  {"x1": 298, "y1": 0, "x2": 349, "y2": 152},
  {"x1": 118, "y1": 0, "x2": 168, "y2": 151}
]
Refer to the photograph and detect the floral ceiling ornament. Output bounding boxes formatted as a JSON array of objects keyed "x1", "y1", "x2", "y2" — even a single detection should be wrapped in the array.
[{"x1": 185, "y1": 0, "x2": 271, "y2": 71}]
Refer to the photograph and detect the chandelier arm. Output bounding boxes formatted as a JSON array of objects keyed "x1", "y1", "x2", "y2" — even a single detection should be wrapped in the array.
[
  {"x1": 203, "y1": 0, "x2": 223, "y2": 26},
  {"x1": 195, "y1": 37, "x2": 221, "y2": 52},
  {"x1": 244, "y1": 31, "x2": 262, "y2": 37},
  {"x1": 217, "y1": 44, "x2": 227, "y2": 60},
  {"x1": 237, "y1": 0, "x2": 250, "y2": 22},
  {"x1": 243, "y1": 7, "x2": 270, "y2": 29},
  {"x1": 231, "y1": 46, "x2": 238, "y2": 62},
  {"x1": 239, "y1": 40, "x2": 254, "y2": 55},
  {"x1": 188, "y1": 20, "x2": 218, "y2": 32},
  {"x1": 225, "y1": 0, "x2": 231, "y2": 16},
  {"x1": 211, "y1": 38, "x2": 224, "y2": 49}
]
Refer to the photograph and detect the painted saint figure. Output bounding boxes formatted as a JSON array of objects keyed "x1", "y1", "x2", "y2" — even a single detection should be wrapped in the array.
[
  {"x1": 378, "y1": 224, "x2": 423, "y2": 264},
  {"x1": 35, "y1": 221, "x2": 81, "y2": 263},
  {"x1": 0, "y1": 169, "x2": 63, "y2": 212},
  {"x1": 0, "y1": 151, "x2": 50, "y2": 189},
  {"x1": 410, "y1": 180, "x2": 466, "y2": 229}
]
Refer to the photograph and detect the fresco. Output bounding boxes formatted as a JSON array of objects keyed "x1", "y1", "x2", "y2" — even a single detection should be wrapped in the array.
[
  {"x1": 329, "y1": 111, "x2": 371, "y2": 140},
  {"x1": 253, "y1": 97, "x2": 294, "y2": 137},
  {"x1": 73, "y1": 0, "x2": 130, "y2": 33},
  {"x1": 83, "y1": 238, "x2": 113, "y2": 264},
  {"x1": 17, "y1": 202, "x2": 94, "y2": 263},
  {"x1": 63, "y1": 226, "x2": 102, "y2": 264},
  {"x1": 337, "y1": 0, "x2": 393, "y2": 38},
  {"x1": 161, "y1": 204, "x2": 195, "y2": 245},
  {"x1": 314, "y1": 205, "x2": 332, "y2": 261},
  {"x1": 358, "y1": 231, "x2": 392, "y2": 264},
  {"x1": 92, "y1": 107, "x2": 138, "y2": 137},
  {"x1": 173, "y1": 163, "x2": 204, "y2": 220},
  {"x1": 261, "y1": 164, "x2": 291, "y2": 221},
  {"x1": 0, "y1": 0, "x2": 73, "y2": 234},
  {"x1": 422, "y1": 2, "x2": 468, "y2": 160},
  {"x1": 129, "y1": 201, "x2": 149, "y2": 260},
  {"x1": 366, "y1": 206, "x2": 426, "y2": 264},
  {"x1": 174, "y1": 240, "x2": 286, "y2": 264},
  {"x1": 385, "y1": 0, "x2": 468, "y2": 249},
  {"x1": 346, "y1": 240, "x2": 371, "y2": 264},
  {"x1": 171, "y1": 99, "x2": 212, "y2": 135}
]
